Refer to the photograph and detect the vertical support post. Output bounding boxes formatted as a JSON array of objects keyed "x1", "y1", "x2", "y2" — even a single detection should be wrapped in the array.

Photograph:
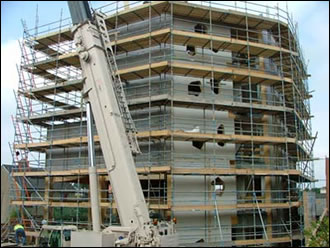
[
  {"x1": 244, "y1": 2, "x2": 257, "y2": 242},
  {"x1": 43, "y1": 177, "x2": 53, "y2": 223},
  {"x1": 167, "y1": 175, "x2": 172, "y2": 208},
  {"x1": 147, "y1": 0, "x2": 152, "y2": 212},
  {"x1": 98, "y1": 176, "x2": 108, "y2": 225},
  {"x1": 124, "y1": 1, "x2": 130, "y2": 10},
  {"x1": 265, "y1": 176, "x2": 272, "y2": 238},
  {"x1": 261, "y1": 68, "x2": 272, "y2": 238},
  {"x1": 169, "y1": 1, "x2": 175, "y2": 224},
  {"x1": 86, "y1": 102, "x2": 101, "y2": 232},
  {"x1": 326, "y1": 157, "x2": 329, "y2": 215},
  {"x1": 303, "y1": 191, "x2": 310, "y2": 229},
  {"x1": 276, "y1": 4, "x2": 293, "y2": 245}
]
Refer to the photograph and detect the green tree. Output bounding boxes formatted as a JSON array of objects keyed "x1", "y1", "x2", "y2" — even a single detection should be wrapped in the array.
[{"x1": 305, "y1": 217, "x2": 329, "y2": 247}]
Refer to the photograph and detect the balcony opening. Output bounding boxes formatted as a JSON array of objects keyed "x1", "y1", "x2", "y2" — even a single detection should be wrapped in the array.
[
  {"x1": 210, "y1": 79, "x2": 220, "y2": 95},
  {"x1": 217, "y1": 124, "x2": 225, "y2": 147},
  {"x1": 211, "y1": 177, "x2": 225, "y2": 196},
  {"x1": 188, "y1": 81, "x2": 202, "y2": 96},
  {"x1": 194, "y1": 23, "x2": 207, "y2": 34},
  {"x1": 186, "y1": 45, "x2": 196, "y2": 56}
]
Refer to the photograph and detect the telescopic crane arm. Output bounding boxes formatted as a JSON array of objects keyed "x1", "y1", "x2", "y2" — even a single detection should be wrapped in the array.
[{"x1": 68, "y1": 1, "x2": 160, "y2": 246}]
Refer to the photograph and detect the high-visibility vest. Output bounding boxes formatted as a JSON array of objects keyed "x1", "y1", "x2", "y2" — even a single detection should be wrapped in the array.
[{"x1": 14, "y1": 224, "x2": 24, "y2": 231}]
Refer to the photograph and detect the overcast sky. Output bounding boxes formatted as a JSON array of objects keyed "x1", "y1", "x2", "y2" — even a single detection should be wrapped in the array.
[{"x1": 1, "y1": 1, "x2": 329, "y2": 187}]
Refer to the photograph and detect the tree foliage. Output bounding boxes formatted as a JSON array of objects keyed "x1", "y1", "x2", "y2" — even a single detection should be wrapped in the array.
[{"x1": 305, "y1": 217, "x2": 329, "y2": 247}]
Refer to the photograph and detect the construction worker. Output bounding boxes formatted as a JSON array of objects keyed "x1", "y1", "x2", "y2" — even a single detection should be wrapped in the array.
[{"x1": 14, "y1": 222, "x2": 26, "y2": 245}]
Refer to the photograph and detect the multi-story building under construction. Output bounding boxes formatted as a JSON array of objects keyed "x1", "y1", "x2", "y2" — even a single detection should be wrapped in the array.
[{"x1": 9, "y1": 1, "x2": 315, "y2": 246}]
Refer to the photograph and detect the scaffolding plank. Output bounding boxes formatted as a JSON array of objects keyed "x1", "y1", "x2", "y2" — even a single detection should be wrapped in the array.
[
  {"x1": 25, "y1": 69, "x2": 67, "y2": 83},
  {"x1": 21, "y1": 79, "x2": 83, "y2": 98},
  {"x1": 11, "y1": 167, "x2": 312, "y2": 183},
  {"x1": 170, "y1": 61, "x2": 292, "y2": 84},
  {"x1": 14, "y1": 130, "x2": 296, "y2": 151},
  {"x1": 234, "y1": 236, "x2": 291, "y2": 246},
  {"x1": 33, "y1": 28, "x2": 72, "y2": 51},
  {"x1": 172, "y1": 168, "x2": 300, "y2": 176},
  {"x1": 30, "y1": 1, "x2": 294, "y2": 57},
  {"x1": 170, "y1": 201, "x2": 300, "y2": 211},
  {"x1": 19, "y1": 93, "x2": 79, "y2": 111},
  {"x1": 51, "y1": 174, "x2": 165, "y2": 183},
  {"x1": 25, "y1": 231, "x2": 40, "y2": 237},
  {"x1": 11, "y1": 200, "x2": 299, "y2": 211},
  {"x1": 104, "y1": 1, "x2": 286, "y2": 31},
  {"x1": 19, "y1": 94, "x2": 293, "y2": 126},
  {"x1": 23, "y1": 231, "x2": 292, "y2": 244},
  {"x1": 111, "y1": 28, "x2": 170, "y2": 51},
  {"x1": 136, "y1": 130, "x2": 296, "y2": 144},
  {"x1": 171, "y1": 29, "x2": 297, "y2": 56},
  {"x1": 19, "y1": 108, "x2": 83, "y2": 125},
  {"x1": 12, "y1": 166, "x2": 171, "y2": 177},
  {"x1": 110, "y1": 28, "x2": 297, "y2": 57},
  {"x1": 105, "y1": 1, "x2": 168, "y2": 27},
  {"x1": 117, "y1": 60, "x2": 293, "y2": 85},
  {"x1": 11, "y1": 200, "x2": 169, "y2": 210},
  {"x1": 25, "y1": 52, "x2": 80, "y2": 74},
  {"x1": 24, "y1": 58, "x2": 291, "y2": 86}
]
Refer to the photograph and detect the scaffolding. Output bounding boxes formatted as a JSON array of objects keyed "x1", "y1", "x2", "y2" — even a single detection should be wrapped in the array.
[{"x1": 9, "y1": 1, "x2": 315, "y2": 246}]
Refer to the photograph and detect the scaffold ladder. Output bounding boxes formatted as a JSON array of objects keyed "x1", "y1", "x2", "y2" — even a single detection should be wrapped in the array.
[
  {"x1": 302, "y1": 131, "x2": 317, "y2": 175},
  {"x1": 94, "y1": 12, "x2": 140, "y2": 154}
]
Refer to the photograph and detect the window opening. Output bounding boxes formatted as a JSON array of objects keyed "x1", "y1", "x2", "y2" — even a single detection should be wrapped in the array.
[
  {"x1": 212, "y1": 48, "x2": 219, "y2": 53},
  {"x1": 188, "y1": 81, "x2": 202, "y2": 96},
  {"x1": 186, "y1": 45, "x2": 196, "y2": 56},
  {"x1": 192, "y1": 141, "x2": 204, "y2": 149},
  {"x1": 194, "y1": 23, "x2": 207, "y2": 34},
  {"x1": 211, "y1": 177, "x2": 225, "y2": 196},
  {"x1": 210, "y1": 79, "x2": 220, "y2": 95},
  {"x1": 217, "y1": 124, "x2": 225, "y2": 147}
]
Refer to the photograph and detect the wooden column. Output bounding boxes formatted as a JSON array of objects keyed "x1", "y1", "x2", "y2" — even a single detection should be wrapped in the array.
[
  {"x1": 44, "y1": 177, "x2": 53, "y2": 222},
  {"x1": 98, "y1": 175, "x2": 108, "y2": 225},
  {"x1": 303, "y1": 191, "x2": 310, "y2": 229}
]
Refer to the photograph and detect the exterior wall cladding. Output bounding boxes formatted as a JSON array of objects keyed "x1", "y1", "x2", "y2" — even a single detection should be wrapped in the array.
[{"x1": 11, "y1": 1, "x2": 315, "y2": 247}]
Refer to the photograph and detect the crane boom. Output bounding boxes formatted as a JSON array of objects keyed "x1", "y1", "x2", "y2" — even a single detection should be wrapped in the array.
[
  {"x1": 71, "y1": 10, "x2": 151, "y2": 235},
  {"x1": 68, "y1": 2, "x2": 156, "y2": 245},
  {"x1": 66, "y1": 2, "x2": 175, "y2": 246}
]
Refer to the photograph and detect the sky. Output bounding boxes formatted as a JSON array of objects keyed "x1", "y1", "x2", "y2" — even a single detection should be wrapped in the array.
[{"x1": 1, "y1": 1, "x2": 329, "y2": 187}]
